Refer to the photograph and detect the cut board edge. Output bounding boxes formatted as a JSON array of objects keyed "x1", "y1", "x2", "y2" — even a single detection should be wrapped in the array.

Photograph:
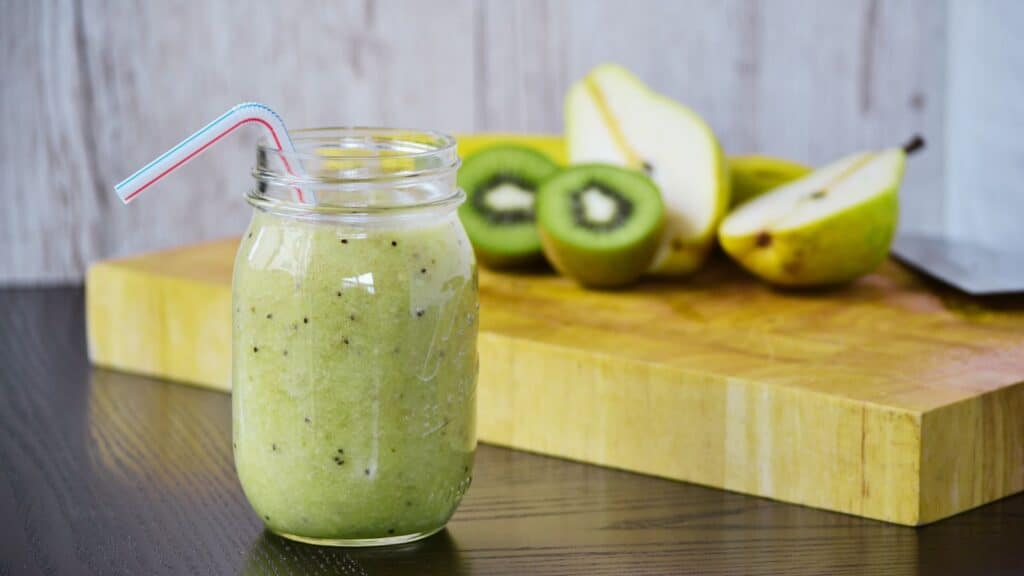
[
  {"x1": 476, "y1": 330, "x2": 925, "y2": 525},
  {"x1": 918, "y1": 381, "x2": 1024, "y2": 524},
  {"x1": 86, "y1": 261, "x2": 232, "y2": 392}
]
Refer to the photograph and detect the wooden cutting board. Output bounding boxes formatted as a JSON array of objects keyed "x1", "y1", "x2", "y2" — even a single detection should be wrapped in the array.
[
  {"x1": 84, "y1": 134, "x2": 1024, "y2": 526},
  {"x1": 86, "y1": 239, "x2": 1024, "y2": 526}
]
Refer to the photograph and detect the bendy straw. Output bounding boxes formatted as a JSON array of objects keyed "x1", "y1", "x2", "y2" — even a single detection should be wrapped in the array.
[{"x1": 114, "y1": 102, "x2": 305, "y2": 203}]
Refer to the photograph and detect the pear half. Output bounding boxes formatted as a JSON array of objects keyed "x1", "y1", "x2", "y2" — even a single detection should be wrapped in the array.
[
  {"x1": 719, "y1": 148, "x2": 907, "y2": 286},
  {"x1": 566, "y1": 64, "x2": 730, "y2": 276}
]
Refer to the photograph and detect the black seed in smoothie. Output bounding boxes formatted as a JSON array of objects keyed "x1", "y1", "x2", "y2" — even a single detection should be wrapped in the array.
[
  {"x1": 248, "y1": 232, "x2": 253, "y2": 239},
  {"x1": 364, "y1": 468, "x2": 371, "y2": 475},
  {"x1": 271, "y1": 443, "x2": 277, "y2": 451},
  {"x1": 406, "y1": 500, "x2": 413, "y2": 507},
  {"x1": 391, "y1": 240, "x2": 398, "y2": 247},
  {"x1": 416, "y1": 309, "x2": 425, "y2": 317},
  {"x1": 337, "y1": 448, "x2": 344, "y2": 454},
  {"x1": 341, "y1": 239, "x2": 348, "y2": 244},
  {"x1": 232, "y1": 442, "x2": 237, "y2": 449},
  {"x1": 336, "y1": 291, "x2": 342, "y2": 297},
  {"x1": 349, "y1": 313, "x2": 356, "y2": 321},
  {"x1": 342, "y1": 338, "x2": 349, "y2": 345},
  {"x1": 250, "y1": 306, "x2": 256, "y2": 313},
  {"x1": 253, "y1": 346, "x2": 259, "y2": 353},
  {"x1": 282, "y1": 350, "x2": 288, "y2": 356},
  {"x1": 304, "y1": 416, "x2": 311, "y2": 424},
  {"x1": 266, "y1": 313, "x2": 272, "y2": 319},
  {"x1": 387, "y1": 528, "x2": 395, "y2": 535},
  {"x1": 264, "y1": 515, "x2": 270, "y2": 521},
  {"x1": 420, "y1": 268, "x2": 427, "y2": 274},
  {"x1": 303, "y1": 317, "x2": 309, "y2": 324}
]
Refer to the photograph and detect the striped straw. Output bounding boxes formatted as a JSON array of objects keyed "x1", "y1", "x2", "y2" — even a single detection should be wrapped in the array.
[{"x1": 114, "y1": 102, "x2": 306, "y2": 204}]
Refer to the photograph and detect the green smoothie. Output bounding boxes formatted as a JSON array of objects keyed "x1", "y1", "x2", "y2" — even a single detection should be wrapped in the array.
[{"x1": 232, "y1": 208, "x2": 478, "y2": 544}]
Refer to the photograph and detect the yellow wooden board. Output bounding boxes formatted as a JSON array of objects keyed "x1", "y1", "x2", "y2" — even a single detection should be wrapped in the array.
[{"x1": 86, "y1": 135, "x2": 1024, "y2": 526}]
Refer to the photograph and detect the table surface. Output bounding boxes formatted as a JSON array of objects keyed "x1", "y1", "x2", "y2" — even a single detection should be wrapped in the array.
[{"x1": 2, "y1": 287, "x2": 1023, "y2": 576}]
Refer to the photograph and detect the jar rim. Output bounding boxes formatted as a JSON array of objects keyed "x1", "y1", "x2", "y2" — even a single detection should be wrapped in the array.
[
  {"x1": 251, "y1": 127, "x2": 463, "y2": 217},
  {"x1": 259, "y1": 126, "x2": 458, "y2": 162}
]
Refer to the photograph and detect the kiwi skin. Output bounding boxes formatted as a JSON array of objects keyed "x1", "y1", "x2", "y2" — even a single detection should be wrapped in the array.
[
  {"x1": 541, "y1": 233, "x2": 660, "y2": 288},
  {"x1": 537, "y1": 165, "x2": 664, "y2": 289},
  {"x1": 473, "y1": 240, "x2": 544, "y2": 270}
]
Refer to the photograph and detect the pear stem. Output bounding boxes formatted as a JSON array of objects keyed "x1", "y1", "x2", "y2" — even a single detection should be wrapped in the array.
[{"x1": 902, "y1": 135, "x2": 926, "y2": 155}]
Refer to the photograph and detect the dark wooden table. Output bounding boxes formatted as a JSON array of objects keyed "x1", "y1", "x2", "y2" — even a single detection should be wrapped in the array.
[{"x1": 2, "y1": 287, "x2": 1022, "y2": 575}]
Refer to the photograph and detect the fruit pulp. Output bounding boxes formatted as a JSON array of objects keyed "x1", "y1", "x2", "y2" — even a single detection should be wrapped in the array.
[{"x1": 232, "y1": 210, "x2": 478, "y2": 545}]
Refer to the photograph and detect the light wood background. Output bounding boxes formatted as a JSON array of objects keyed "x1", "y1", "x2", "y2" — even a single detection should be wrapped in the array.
[{"x1": 2, "y1": 0, "x2": 1016, "y2": 285}]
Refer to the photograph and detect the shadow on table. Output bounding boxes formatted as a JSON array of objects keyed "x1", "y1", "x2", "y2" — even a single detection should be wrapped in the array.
[
  {"x1": 240, "y1": 528, "x2": 466, "y2": 575},
  {"x1": 915, "y1": 495, "x2": 1024, "y2": 576}
]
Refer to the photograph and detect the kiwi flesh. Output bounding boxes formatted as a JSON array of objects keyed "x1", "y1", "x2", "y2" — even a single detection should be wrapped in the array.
[
  {"x1": 457, "y1": 145, "x2": 559, "y2": 267},
  {"x1": 537, "y1": 164, "x2": 664, "y2": 288}
]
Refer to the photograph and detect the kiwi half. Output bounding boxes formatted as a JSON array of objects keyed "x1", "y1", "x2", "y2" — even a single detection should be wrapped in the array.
[
  {"x1": 457, "y1": 145, "x2": 559, "y2": 267},
  {"x1": 537, "y1": 164, "x2": 664, "y2": 288}
]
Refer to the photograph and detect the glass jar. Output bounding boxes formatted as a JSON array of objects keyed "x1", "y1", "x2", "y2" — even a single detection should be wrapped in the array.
[{"x1": 231, "y1": 128, "x2": 478, "y2": 547}]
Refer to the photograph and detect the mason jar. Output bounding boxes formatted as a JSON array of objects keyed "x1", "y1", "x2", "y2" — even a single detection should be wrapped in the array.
[{"x1": 231, "y1": 128, "x2": 478, "y2": 547}]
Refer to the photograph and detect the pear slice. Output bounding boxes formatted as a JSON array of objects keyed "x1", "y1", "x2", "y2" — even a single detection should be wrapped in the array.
[
  {"x1": 566, "y1": 64, "x2": 730, "y2": 276},
  {"x1": 718, "y1": 144, "x2": 915, "y2": 287}
]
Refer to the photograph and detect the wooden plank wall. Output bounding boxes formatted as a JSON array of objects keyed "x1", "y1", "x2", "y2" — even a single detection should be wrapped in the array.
[{"x1": 1, "y1": 0, "x2": 955, "y2": 283}]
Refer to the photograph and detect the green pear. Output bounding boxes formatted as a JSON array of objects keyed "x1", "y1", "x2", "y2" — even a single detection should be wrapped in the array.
[
  {"x1": 719, "y1": 144, "x2": 914, "y2": 287},
  {"x1": 565, "y1": 64, "x2": 730, "y2": 276}
]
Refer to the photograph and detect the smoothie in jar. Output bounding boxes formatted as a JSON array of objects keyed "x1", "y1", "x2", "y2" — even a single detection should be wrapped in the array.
[{"x1": 232, "y1": 129, "x2": 478, "y2": 546}]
